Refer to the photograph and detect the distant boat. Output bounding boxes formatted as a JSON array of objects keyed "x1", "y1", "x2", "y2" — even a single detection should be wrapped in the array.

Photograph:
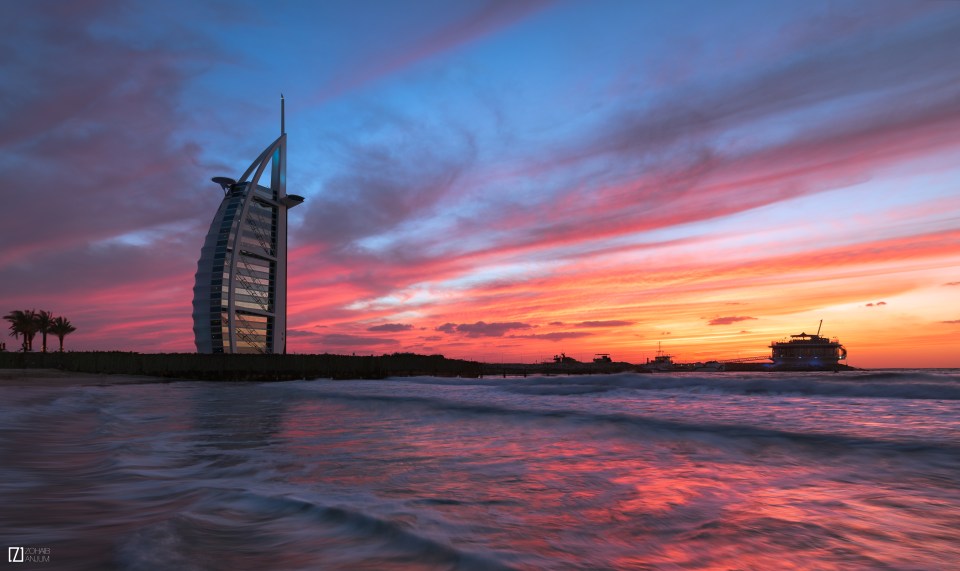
[
  {"x1": 693, "y1": 361, "x2": 725, "y2": 372},
  {"x1": 641, "y1": 343, "x2": 675, "y2": 372},
  {"x1": 770, "y1": 320, "x2": 847, "y2": 369}
]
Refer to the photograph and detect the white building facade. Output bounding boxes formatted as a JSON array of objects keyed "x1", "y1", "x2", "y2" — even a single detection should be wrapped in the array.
[{"x1": 192, "y1": 99, "x2": 303, "y2": 353}]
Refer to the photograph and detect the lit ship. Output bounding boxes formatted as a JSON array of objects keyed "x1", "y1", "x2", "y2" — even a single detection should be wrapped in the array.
[{"x1": 769, "y1": 321, "x2": 847, "y2": 370}]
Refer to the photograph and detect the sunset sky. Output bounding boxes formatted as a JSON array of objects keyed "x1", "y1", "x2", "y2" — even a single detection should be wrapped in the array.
[{"x1": 2, "y1": 0, "x2": 958, "y2": 367}]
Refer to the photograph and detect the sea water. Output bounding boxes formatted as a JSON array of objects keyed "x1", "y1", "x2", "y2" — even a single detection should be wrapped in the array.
[{"x1": 1, "y1": 370, "x2": 958, "y2": 570}]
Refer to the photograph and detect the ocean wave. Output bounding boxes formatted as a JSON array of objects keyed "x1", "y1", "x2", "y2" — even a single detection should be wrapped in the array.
[
  {"x1": 289, "y1": 386, "x2": 960, "y2": 456},
  {"x1": 113, "y1": 490, "x2": 517, "y2": 571},
  {"x1": 387, "y1": 371, "x2": 960, "y2": 400}
]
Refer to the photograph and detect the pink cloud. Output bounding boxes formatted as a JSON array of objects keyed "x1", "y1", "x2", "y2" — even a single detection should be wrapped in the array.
[
  {"x1": 323, "y1": 334, "x2": 398, "y2": 347},
  {"x1": 367, "y1": 323, "x2": 414, "y2": 332},
  {"x1": 0, "y1": 0, "x2": 222, "y2": 357},
  {"x1": 292, "y1": 333, "x2": 399, "y2": 348},
  {"x1": 575, "y1": 320, "x2": 634, "y2": 328},
  {"x1": 437, "y1": 321, "x2": 533, "y2": 338},
  {"x1": 511, "y1": 332, "x2": 593, "y2": 341},
  {"x1": 5, "y1": 3, "x2": 958, "y2": 364},
  {"x1": 708, "y1": 316, "x2": 758, "y2": 326},
  {"x1": 287, "y1": 41, "x2": 960, "y2": 343},
  {"x1": 1, "y1": 7, "x2": 213, "y2": 271}
]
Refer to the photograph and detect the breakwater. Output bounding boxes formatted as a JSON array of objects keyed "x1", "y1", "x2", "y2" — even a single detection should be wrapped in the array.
[
  {"x1": 0, "y1": 351, "x2": 858, "y2": 382},
  {"x1": 0, "y1": 351, "x2": 484, "y2": 381}
]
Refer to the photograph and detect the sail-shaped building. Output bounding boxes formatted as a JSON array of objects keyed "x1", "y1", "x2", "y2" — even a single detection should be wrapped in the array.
[{"x1": 192, "y1": 97, "x2": 304, "y2": 354}]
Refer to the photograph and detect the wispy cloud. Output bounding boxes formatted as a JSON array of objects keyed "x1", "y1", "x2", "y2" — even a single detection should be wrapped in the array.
[
  {"x1": 367, "y1": 323, "x2": 414, "y2": 332},
  {"x1": 0, "y1": 2, "x2": 214, "y2": 270},
  {"x1": 708, "y1": 316, "x2": 758, "y2": 326},
  {"x1": 310, "y1": 0, "x2": 554, "y2": 102},
  {"x1": 319, "y1": 334, "x2": 399, "y2": 347},
  {"x1": 437, "y1": 321, "x2": 533, "y2": 337},
  {"x1": 290, "y1": 9, "x2": 960, "y2": 326},
  {"x1": 4, "y1": 2, "x2": 959, "y2": 367},
  {"x1": 512, "y1": 332, "x2": 592, "y2": 341},
  {"x1": 575, "y1": 320, "x2": 634, "y2": 328}
]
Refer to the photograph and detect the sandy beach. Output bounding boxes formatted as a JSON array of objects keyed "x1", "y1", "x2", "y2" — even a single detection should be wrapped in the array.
[{"x1": 0, "y1": 368, "x2": 170, "y2": 388}]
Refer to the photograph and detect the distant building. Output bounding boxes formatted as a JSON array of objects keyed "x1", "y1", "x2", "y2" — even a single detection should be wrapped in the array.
[{"x1": 192, "y1": 97, "x2": 304, "y2": 354}]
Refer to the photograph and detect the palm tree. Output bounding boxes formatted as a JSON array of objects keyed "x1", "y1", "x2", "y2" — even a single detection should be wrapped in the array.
[
  {"x1": 49, "y1": 316, "x2": 77, "y2": 352},
  {"x1": 4, "y1": 309, "x2": 40, "y2": 352},
  {"x1": 36, "y1": 310, "x2": 55, "y2": 353}
]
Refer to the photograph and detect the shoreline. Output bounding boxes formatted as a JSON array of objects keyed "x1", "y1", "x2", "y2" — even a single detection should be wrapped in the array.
[
  {"x1": 0, "y1": 365, "x2": 951, "y2": 389},
  {"x1": 0, "y1": 350, "x2": 870, "y2": 385},
  {"x1": 0, "y1": 368, "x2": 171, "y2": 388},
  {"x1": 0, "y1": 351, "x2": 486, "y2": 382}
]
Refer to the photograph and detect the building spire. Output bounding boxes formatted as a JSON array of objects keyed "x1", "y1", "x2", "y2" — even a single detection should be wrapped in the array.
[{"x1": 280, "y1": 93, "x2": 285, "y2": 135}]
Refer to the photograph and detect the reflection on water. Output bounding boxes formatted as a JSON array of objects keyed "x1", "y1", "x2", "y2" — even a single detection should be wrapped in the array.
[{"x1": 1, "y1": 372, "x2": 959, "y2": 570}]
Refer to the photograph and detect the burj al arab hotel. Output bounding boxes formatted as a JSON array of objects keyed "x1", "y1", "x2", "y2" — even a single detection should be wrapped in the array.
[{"x1": 192, "y1": 97, "x2": 304, "y2": 354}]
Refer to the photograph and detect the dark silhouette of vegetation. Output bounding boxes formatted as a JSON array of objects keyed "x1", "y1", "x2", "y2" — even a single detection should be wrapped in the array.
[
  {"x1": 4, "y1": 310, "x2": 39, "y2": 352},
  {"x1": 3, "y1": 310, "x2": 76, "y2": 353},
  {"x1": 49, "y1": 316, "x2": 77, "y2": 352},
  {"x1": 36, "y1": 310, "x2": 54, "y2": 353}
]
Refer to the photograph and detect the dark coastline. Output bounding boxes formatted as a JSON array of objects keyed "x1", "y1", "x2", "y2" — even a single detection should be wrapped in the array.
[
  {"x1": 0, "y1": 351, "x2": 859, "y2": 382},
  {"x1": 0, "y1": 351, "x2": 484, "y2": 382}
]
